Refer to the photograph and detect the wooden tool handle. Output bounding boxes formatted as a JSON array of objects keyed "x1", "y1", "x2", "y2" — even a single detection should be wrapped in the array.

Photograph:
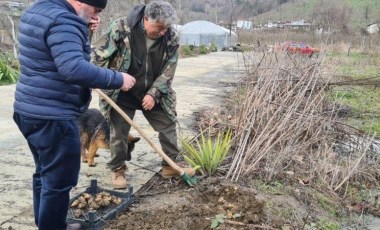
[{"x1": 94, "y1": 89, "x2": 184, "y2": 175}]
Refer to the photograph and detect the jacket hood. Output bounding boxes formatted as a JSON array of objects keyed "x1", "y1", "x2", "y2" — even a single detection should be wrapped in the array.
[{"x1": 127, "y1": 4, "x2": 145, "y2": 29}]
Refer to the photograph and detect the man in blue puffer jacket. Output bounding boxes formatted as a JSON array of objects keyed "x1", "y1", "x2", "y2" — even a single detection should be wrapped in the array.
[{"x1": 13, "y1": 0, "x2": 136, "y2": 229}]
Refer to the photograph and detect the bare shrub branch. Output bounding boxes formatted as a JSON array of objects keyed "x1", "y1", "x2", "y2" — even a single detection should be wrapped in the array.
[{"x1": 225, "y1": 51, "x2": 380, "y2": 196}]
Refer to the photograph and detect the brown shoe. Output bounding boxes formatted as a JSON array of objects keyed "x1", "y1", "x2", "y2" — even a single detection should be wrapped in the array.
[
  {"x1": 67, "y1": 223, "x2": 81, "y2": 230},
  {"x1": 162, "y1": 165, "x2": 195, "y2": 179},
  {"x1": 111, "y1": 165, "x2": 128, "y2": 189}
]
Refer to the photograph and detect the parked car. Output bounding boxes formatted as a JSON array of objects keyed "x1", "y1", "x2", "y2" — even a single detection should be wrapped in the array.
[{"x1": 273, "y1": 41, "x2": 320, "y2": 57}]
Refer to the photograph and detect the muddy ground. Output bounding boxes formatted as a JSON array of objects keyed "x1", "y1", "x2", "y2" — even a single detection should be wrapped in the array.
[{"x1": 103, "y1": 175, "x2": 268, "y2": 230}]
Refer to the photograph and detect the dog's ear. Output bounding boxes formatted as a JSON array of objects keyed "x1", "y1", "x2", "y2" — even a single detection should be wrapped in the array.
[
  {"x1": 132, "y1": 137, "x2": 141, "y2": 143},
  {"x1": 128, "y1": 135, "x2": 141, "y2": 143}
]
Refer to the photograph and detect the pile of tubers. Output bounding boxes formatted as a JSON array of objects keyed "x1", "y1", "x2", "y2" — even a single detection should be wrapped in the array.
[{"x1": 70, "y1": 191, "x2": 123, "y2": 218}]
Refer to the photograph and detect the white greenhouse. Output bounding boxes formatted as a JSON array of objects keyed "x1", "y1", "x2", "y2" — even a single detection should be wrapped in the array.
[
  {"x1": 179, "y1": 20, "x2": 237, "y2": 50},
  {"x1": 221, "y1": 27, "x2": 238, "y2": 48}
]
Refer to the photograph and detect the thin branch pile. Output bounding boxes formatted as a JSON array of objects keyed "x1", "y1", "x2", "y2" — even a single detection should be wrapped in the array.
[{"x1": 225, "y1": 52, "x2": 380, "y2": 195}]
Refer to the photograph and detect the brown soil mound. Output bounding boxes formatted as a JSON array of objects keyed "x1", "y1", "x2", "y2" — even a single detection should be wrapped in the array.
[{"x1": 104, "y1": 176, "x2": 266, "y2": 230}]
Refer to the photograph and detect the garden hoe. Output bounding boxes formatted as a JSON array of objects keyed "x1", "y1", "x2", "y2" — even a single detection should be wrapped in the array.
[{"x1": 94, "y1": 89, "x2": 197, "y2": 186}]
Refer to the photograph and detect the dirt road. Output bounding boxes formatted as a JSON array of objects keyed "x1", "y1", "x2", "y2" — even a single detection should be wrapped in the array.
[{"x1": 0, "y1": 51, "x2": 244, "y2": 229}]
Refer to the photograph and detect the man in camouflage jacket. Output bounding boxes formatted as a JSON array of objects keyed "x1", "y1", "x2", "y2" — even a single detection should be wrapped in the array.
[{"x1": 91, "y1": 1, "x2": 194, "y2": 189}]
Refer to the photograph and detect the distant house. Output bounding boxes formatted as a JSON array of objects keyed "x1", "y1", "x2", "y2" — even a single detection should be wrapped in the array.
[
  {"x1": 264, "y1": 21, "x2": 284, "y2": 29},
  {"x1": 284, "y1": 19, "x2": 311, "y2": 30},
  {"x1": 266, "y1": 21, "x2": 278, "y2": 28},
  {"x1": 236, "y1": 20, "x2": 253, "y2": 30},
  {"x1": 219, "y1": 21, "x2": 237, "y2": 32},
  {"x1": 367, "y1": 23, "x2": 379, "y2": 34},
  {"x1": 7, "y1": 1, "x2": 23, "y2": 10}
]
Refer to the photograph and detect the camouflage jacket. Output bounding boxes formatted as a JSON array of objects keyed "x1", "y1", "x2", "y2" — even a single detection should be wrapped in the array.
[{"x1": 91, "y1": 6, "x2": 179, "y2": 122}]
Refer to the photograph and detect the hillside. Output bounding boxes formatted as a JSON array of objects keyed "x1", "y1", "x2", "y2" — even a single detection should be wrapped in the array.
[
  {"x1": 1, "y1": 0, "x2": 379, "y2": 37},
  {"x1": 174, "y1": 0, "x2": 380, "y2": 33},
  {"x1": 251, "y1": 0, "x2": 380, "y2": 31}
]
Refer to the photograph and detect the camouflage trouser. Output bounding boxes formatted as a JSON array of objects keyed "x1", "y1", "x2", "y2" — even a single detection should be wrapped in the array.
[
  {"x1": 107, "y1": 104, "x2": 178, "y2": 171},
  {"x1": 99, "y1": 88, "x2": 177, "y2": 123}
]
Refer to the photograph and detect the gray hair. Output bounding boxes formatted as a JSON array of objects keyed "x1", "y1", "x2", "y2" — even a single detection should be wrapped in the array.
[{"x1": 144, "y1": 1, "x2": 177, "y2": 27}]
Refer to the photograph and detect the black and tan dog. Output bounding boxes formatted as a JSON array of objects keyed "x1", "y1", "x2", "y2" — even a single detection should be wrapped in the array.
[{"x1": 78, "y1": 108, "x2": 140, "y2": 167}]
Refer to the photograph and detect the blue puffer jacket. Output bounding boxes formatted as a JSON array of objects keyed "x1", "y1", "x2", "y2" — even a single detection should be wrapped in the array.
[{"x1": 14, "y1": 0, "x2": 123, "y2": 120}]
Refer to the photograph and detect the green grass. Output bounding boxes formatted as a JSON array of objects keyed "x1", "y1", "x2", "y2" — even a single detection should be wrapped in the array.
[
  {"x1": 331, "y1": 91, "x2": 356, "y2": 101},
  {"x1": 340, "y1": 66, "x2": 379, "y2": 78},
  {"x1": 331, "y1": 87, "x2": 380, "y2": 112},
  {"x1": 335, "y1": 53, "x2": 380, "y2": 78},
  {"x1": 346, "y1": 0, "x2": 380, "y2": 27},
  {"x1": 254, "y1": 180, "x2": 285, "y2": 195},
  {"x1": 315, "y1": 218, "x2": 340, "y2": 230},
  {"x1": 316, "y1": 193, "x2": 338, "y2": 216},
  {"x1": 359, "y1": 119, "x2": 380, "y2": 136},
  {"x1": 331, "y1": 88, "x2": 380, "y2": 136},
  {"x1": 328, "y1": 52, "x2": 380, "y2": 137},
  {"x1": 345, "y1": 184, "x2": 372, "y2": 205}
]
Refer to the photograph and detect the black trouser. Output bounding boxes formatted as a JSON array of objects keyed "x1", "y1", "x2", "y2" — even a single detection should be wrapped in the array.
[{"x1": 13, "y1": 112, "x2": 80, "y2": 230}]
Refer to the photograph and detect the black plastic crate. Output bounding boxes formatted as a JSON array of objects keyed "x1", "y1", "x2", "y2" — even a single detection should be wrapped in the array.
[{"x1": 67, "y1": 180, "x2": 134, "y2": 230}]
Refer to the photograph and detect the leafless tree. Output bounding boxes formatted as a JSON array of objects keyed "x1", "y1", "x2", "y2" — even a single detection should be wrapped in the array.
[
  {"x1": 6, "y1": 15, "x2": 17, "y2": 58},
  {"x1": 311, "y1": 1, "x2": 352, "y2": 34}
]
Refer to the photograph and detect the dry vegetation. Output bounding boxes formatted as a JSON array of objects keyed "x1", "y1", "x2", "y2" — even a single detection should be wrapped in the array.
[
  {"x1": 237, "y1": 29, "x2": 380, "y2": 54},
  {"x1": 225, "y1": 51, "x2": 380, "y2": 191},
  {"x1": 193, "y1": 31, "x2": 380, "y2": 227},
  {"x1": 101, "y1": 31, "x2": 380, "y2": 228}
]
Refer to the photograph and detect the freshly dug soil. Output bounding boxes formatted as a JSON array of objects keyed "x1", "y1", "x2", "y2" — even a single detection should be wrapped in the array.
[{"x1": 103, "y1": 175, "x2": 266, "y2": 230}]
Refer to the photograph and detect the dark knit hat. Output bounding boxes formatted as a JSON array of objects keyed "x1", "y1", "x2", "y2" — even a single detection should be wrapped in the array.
[{"x1": 78, "y1": 0, "x2": 107, "y2": 9}]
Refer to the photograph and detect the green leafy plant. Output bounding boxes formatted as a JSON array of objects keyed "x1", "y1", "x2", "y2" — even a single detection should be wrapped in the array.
[
  {"x1": 210, "y1": 42, "x2": 218, "y2": 52},
  {"x1": 199, "y1": 44, "x2": 208, "y2": 54},
  {"x1": 210, "y1": 213, "x2": 225, "y2": 229},
  {"x1": 210, "y1": 213, "x2": 241, "y2": 229},
  {"x1": 0, "y1": 58, "x2": 18, "y2": 84},
  {"x1": 181, "y1": 128, "x2": 232, "y2": 176},
  {"x1": 180, "y1": 45, "x2": 195, "y2": 57}
]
